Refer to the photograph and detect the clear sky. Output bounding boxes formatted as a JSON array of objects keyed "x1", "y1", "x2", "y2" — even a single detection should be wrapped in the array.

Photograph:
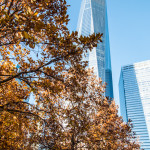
[{"x1": 66, "y1": 0, "x2": 150, "y2": 108}]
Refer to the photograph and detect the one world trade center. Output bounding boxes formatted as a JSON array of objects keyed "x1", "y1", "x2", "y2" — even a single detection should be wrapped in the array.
[{"x1": 77, "y1": 0, "x2": 113, "y2": 98}]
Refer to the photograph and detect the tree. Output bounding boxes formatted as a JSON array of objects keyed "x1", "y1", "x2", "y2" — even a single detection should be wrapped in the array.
[
  {"x1": 0, "y1": 0, "x2": 101, "y2": 149},
  {"x1": 0, "y1": 0, "x2": 140, "y2": 149},
  {"x1": 51, "y1": 71, "x2": 140, "y2": 150}
]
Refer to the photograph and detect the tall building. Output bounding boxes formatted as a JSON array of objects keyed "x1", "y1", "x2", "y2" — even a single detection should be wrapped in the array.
[
  {"x1": 119, "y1": 60, "x2": 150, "y2": 149},
  {"x1": 77, "y1": 0, "x2": 113, "y2": 98}
]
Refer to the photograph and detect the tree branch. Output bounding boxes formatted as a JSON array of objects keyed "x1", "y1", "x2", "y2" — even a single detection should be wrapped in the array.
[{"x1": 0, "y1": 50, "x2": 76, "y2": 84}]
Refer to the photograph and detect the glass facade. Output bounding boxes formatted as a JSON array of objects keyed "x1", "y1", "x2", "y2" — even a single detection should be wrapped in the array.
[
  {"x1": 77, "y1": 0, "x2": 113, "y2": 98},
  {"x1": 119, "y1": 60, "x2": 150, "y2": 149}
]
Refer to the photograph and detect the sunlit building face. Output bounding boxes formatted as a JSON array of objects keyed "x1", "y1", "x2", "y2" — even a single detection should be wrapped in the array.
[
  {"x1": 119, "y1": 60, "x2": 150, "y2": 149},
  {"x1": 77, "y1": 0, "x2": 113, "y2": 98}
]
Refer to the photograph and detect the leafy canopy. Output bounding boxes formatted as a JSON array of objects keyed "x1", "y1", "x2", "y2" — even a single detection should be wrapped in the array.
[{"x1": 0, "y1": 0, "x2": 140, "y2": 149}]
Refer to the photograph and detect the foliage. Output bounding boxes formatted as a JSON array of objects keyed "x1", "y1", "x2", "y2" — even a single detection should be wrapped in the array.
[
  {"x1": 0, "y1": 0, "x2": 140, "y2": 149},
  {"x1": 53, "y1": 71, "x2": 140, "y2": 150}
]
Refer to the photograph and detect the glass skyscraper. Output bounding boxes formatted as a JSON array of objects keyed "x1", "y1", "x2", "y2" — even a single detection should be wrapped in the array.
[
  {"x1": 77, "y1": 0, "x2": 113, "y2": 98},
  {"x1": 119, "y1": 60, "x2": 150, "y2": 149}
]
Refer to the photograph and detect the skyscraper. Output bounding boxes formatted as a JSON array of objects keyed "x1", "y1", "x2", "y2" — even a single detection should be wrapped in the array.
[
  {"x1": 119, "y1": 60, "x2": 150, "y2": 149},
  {"x1": 77, "y1": 0, "x2": 113, "y2": 98}
]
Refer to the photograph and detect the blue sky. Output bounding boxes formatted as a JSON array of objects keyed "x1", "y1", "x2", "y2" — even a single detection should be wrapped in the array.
[{"x1": 67, "y1": 0, "x2": 150, "y2": 107}]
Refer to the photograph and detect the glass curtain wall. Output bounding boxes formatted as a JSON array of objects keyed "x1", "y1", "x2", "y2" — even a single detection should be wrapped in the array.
[
  {"x1": 77, "y1": 0, "x2": 113, "y2": 98},
  {"x1": 119, "y1": 60, "x2": 150, "y2": 149}
]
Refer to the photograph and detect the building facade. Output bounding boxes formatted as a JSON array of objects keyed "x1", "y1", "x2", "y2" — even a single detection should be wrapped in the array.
[
  {"x1": 77, "y1": 0, "x2": 113, "y2": 98},
  {"x1": 119, "y1": 60, "x2": 150, "y2": 149}
]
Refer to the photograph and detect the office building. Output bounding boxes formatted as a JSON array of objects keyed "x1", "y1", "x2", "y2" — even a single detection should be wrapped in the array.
[
  {"x1": 77, "y1": 0, "x2": 113, "y2": 98},
  {"x1": 119, "y1": 60, "x2": 150, "y2": 149}
]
